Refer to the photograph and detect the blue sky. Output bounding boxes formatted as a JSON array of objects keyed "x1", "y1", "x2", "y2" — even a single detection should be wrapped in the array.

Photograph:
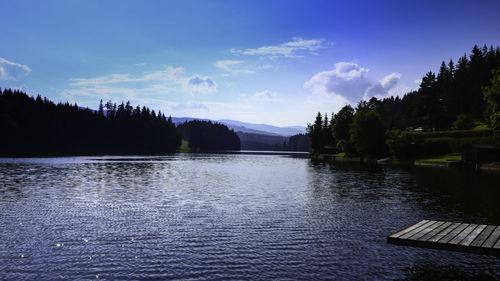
[{"x1": 1, "y1": 0, "x2": 500, "y2": 126}]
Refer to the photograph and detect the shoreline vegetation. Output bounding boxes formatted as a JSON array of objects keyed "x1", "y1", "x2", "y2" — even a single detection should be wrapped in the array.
[
  {"x1": 0, "y1": 88, "x2": 244, "y2": 156},
  {"x1": 0, "y1": 88, "x2": 308, "y2": 156},
  {"x1": 307, "y1": 44, "x2": 500, "y2": 171},
  {"x1": 311, "y1": 152, "x2": 500, "y2": 172},
  {"x1": 0, "y1": 89, "x2": 181, "y2": 156}
]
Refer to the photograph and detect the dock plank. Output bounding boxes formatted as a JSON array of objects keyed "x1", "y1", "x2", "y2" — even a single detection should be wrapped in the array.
[
  {"x1": 388, "y1": 220, "x2": 429, "y2": 239},
  {"x1": 449, "y1": 224, "x2": 478, "y2": 244},
  {"x1": 460, "y1": 225, "x2": 486, "y2": 246},
  {"x1": 470, "y1": 225, "x2": 496, "y2": 247},
  {"x1": 427, "y1": 222, "x2": 460, "y2": 242},
  {"x1": 418, "y1": 221, "x2": 451, "y2": 242},
  {"x1": 482, "y1": 226, "x2": 500, "y2": 248},
  {"x1": 494, "y1": 237, "x2": 500, "y2": 249},
  {"x1": 409, "y1": 221, "x2": 444, "y2": 240},
  {"x1": 387, "y1": 220, "x2": 500, "y2": 256},
  {"x1": 399, "y1": 220, "x2": 437, "y2": 239},
  {"x1": 438, "y1": 223, "x2": 469, "y2": 244}
]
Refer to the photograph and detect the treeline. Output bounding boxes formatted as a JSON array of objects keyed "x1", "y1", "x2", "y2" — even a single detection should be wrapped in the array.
[
  {"x1": 0, "y1": 89, "x2": 181, "y2": 156},
  {"x1": 273, "y1": 134, "x2": 311, "y2": 152},
  {"x1": 384, "y1": 44, "x2": 500, "y2": 130},
  {"x1": 236, "y1": 132, "x2": 310, "y2": 151},
  {"x1": 236, "y1": 132, "x2": 288, "y2": 151},
  {"x1": 177, "y1": 120, "x2": 240, "y2": 152},
  {"x1": 308, "y1": 44, "x2": 500, "y2": 160}
]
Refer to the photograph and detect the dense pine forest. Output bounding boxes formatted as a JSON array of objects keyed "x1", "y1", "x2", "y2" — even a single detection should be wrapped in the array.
[
  {"x1": 273, "y1": 134, "x2": 311, "y2": 152},
  {"x1": 308, "y1": 44, "x2": 500, "y2": 160},
  {"x1": 0, "y1": 89, "x2": 181, "y2": 156},
  {"x1": 177, "y1": 120, "x2": 241, "y2": 152}
]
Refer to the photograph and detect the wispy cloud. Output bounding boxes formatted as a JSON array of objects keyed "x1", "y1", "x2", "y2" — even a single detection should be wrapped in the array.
[
  {"x1": 259, "y1": 64, "x2": 273, "y2": 69},
  {"x1": 0, "y1": 57, "x2": 31, "y2": 80},
  {"x1": 215, "y1": 60, "x2": 255, "y2": 75},
  {"x1": 252, "y1": 90, "x2": 278, "y2": 101},
  {"x1": 231, "y1": 37, "x2": 326, "y2": 58},
  {"x1": 173, "y1": 101, "x2": 209, "y2": 111},
  {"x1": 64, "y1": 66, "x2": 217, "y2": 101},
  {"x1": 70, "y1": 67, "x2": 186, "y2": 86}
]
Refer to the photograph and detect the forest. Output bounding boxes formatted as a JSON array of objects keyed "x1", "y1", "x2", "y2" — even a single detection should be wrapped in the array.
[
  {"x1": 177, "y1": 120, "x2": 241, "y2": 152},
  {"x1": 307, "y1": 44, "x2": 500, "y2": 161},
  {"x1": 0, "y1": 89, "x2": 182, "y2": 156},
  {"x1": 0, "y1": 90, "x2": 248, "y2": 156},
  {"x1": 273, "y1": 134, "x2": 311, "y2": 152}
]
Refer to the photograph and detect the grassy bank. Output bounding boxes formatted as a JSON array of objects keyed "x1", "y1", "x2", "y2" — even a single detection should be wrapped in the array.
[
  {"x1": 179, "y1": 139, "x2": 190, "y2": 153},
  {"x1": 419, "y1": 154, "x2": 461, "y2": 163}
]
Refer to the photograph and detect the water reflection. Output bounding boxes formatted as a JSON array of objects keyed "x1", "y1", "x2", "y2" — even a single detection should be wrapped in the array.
[
  {"x1": 411, "y1": 167, "x2": 500, "y2": 224},
  {"x1": 399, "y1": 261, "x2": 498, "y2": 281},
  {"x1": 0, "y1": 155, "x2": 499, "y2": 280}
]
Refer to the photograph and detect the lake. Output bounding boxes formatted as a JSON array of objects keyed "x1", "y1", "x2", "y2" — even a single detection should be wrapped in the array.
[{"x1": 0, "y1": 154, "x2": 499, "y2": 280}]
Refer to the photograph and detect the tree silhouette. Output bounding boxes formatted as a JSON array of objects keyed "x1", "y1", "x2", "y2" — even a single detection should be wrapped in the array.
[
  {"x1": 0, "y1": 89, "x2": 181, "y2": 156},
  {"x1": 177, "y1": 120, "x2": 240, "y2": 152}
]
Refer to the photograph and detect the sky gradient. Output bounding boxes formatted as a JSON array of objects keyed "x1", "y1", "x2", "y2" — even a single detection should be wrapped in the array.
[{"x1": 1, "y1": 0, "x2": 500, "y2": 126}]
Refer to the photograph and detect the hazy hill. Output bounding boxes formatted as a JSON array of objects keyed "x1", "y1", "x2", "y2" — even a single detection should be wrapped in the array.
[
  {"x1": 171, "y1": 117, "x2": 306, "y2": 137},
  {"x1": 217, "y1": 119, "x2": 305, "y2": 136}
]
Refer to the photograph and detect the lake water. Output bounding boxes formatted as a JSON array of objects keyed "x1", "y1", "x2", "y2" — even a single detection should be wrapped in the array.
[{"x1": 0, "y1": 154, "x2": 499, "y2": 280}]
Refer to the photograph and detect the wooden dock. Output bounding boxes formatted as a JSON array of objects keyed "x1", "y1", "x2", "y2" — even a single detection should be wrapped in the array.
[{"x1": 387, "y1": 220, "x2": 500, "y2": 256}]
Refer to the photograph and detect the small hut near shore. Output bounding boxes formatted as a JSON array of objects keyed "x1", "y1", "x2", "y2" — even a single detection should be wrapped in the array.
[{"x1": 462, "y1": 144, "x2": 500, "y2": 164}]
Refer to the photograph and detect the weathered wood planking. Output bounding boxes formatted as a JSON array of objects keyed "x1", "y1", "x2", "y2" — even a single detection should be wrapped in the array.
[{"x1": 387, "y1": 220, "x2": 500, "y2": 256}]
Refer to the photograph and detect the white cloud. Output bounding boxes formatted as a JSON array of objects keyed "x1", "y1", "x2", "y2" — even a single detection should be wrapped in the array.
[
  {"x1": 231, "y1": 37, "x2": 326, "y2": 58},
  {"x1": 304, "y1": 62, "x2": 402, "y2": 102},
  {"x1": 64, "y1": 66, "x2": 217, "y2": 100},
  {"x1": 259, "y1": 64, "x2": 273, "y2": 69},
  {"x1": 305, "y1": 91, "x2": 350, "y2": 118},
  {"x1": 70, "y1": 67, "x2": 186, "y2": 87},
  {"x1": 386, "y1": 84, "x2": 411, "y2": 99},
  {"x1": 304, "y1": 62, "x2": 371, "y2": 101},
  {"x1": 169, "y1": 101, "x2": 255, "y2": 120},
  {"x1": 252, "y1": 90, "x2": 278, "y2": 101},
  {"x1": 0, "y1": 57, "x2": 31, "y2": 80},
  {"x1": 215, "y1": 60, "x2": 241, "y2": 71},
  {"x1": 188, "y1": 76, "x2": 217, "y2": 93},
  {"x1": 173, "y1": 102, "x2": 209, "y2": 111},
  {"x1": 215, "y1": 60, "x2": 255, "y2": 75},
  {"x1": 365, "y1": 72, "x2": 401, "y2": 98}
]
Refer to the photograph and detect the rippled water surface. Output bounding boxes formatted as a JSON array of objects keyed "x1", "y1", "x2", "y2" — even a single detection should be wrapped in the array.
[{"x1": 0, "y1": 154, "x2": 499, "y2": 280}]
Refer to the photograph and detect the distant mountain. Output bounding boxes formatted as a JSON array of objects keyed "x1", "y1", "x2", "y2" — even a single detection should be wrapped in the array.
[
  {"x1": 171, "y1": 117, "x2": 210, "y2": 125},
  {"x1": 217, "y1": 119, "x2": 305, "y2": 136},
  {"x1": 171, "y1": 117, "x2": 306, "y2": 137}
]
